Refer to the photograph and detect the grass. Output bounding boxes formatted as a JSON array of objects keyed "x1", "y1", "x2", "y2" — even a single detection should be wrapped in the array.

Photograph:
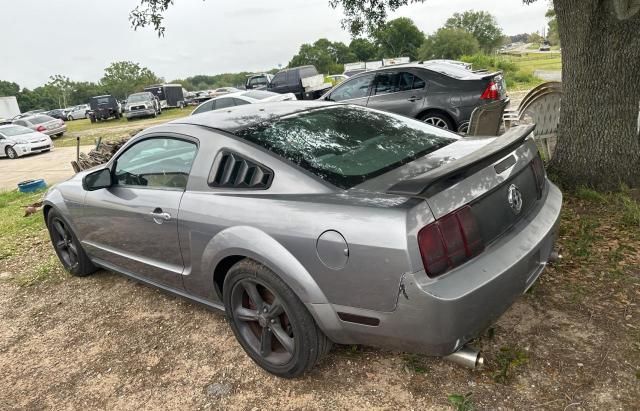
[
  {"x1": 403, "y1": 353, "x2": 430, "y2": 374},
  {"x1": 492, "y1": 346, "x2": 528, "y2": 384},
  {"x1": 461, "y1": 52, "x2": 562, "y2": 91},
  {"x1": 0, "y1": 189, "x2": 66, "y2": 285},
  {"x1": 447, "y1": 393, "x2": 474, "y2": 411}
]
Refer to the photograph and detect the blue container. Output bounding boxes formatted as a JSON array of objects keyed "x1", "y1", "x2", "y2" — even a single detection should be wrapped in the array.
[{"x1": 17, "y1": 179, "x2": 47, "y2": 193}]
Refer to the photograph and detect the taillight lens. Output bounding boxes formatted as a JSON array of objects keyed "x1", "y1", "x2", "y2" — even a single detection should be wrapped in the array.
[
  {"x1": 480, "y1": 81, "x2": 499, "y2": 100},
  {"x1": 530, "y1": 154, "x2": 546, "y2": 198},
  {"x1": 35, "y1": 125, "x2": 46, "y2": 132},
  {"x1": 418, "y1": 205, "x2": 485, "y2": 278}
]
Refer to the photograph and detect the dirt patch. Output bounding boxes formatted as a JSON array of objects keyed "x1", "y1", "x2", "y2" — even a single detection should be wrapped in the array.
[{"x1": 0, "y1": 193, "x2": 638, "y2": 410}]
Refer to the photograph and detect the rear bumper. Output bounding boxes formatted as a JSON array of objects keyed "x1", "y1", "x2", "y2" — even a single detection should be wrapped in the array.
[
  {"x1": 44, "y1": 125, "x2": 66, "y2": 136},
  {"x1": 311, "y1": 181, "x2": 562, "y2": 355}
]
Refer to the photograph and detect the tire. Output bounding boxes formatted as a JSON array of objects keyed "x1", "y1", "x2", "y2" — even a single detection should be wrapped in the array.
[
  {"x1": 418, "y1": 110, "x2": 454, "y2": 130},
  {"x1": 5, "y1": 146, "x2": 18, "y2": 159},
  {"x1": 55, "y1": 132, "x2": 64, "y2": 138},
  {"x1": 67, "y1": 115, "x2": 73, "y2": 121},
  {"x1": 223, "y1": 259, "x2": 332, "y2": 378},
  {"x1": 47, "y1": 209, "x2": 97, "y2": 277},
  {"x1": 90, "y1": 116, "x2": 96, "y2": 123}
]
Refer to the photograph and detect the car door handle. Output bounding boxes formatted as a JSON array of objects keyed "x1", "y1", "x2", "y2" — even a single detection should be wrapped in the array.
[
  {"x1": 150, "y1": 209, "x2": 171, "y2": 224},
  {"x1": 408, "y1": 96, "x2": 422, "y2": 102}
]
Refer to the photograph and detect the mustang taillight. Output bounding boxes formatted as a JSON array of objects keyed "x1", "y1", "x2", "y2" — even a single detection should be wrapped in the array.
[
  {"x1": 35, "y1": 125, "x2": 46, "y2": 132},
  {"x1": 418, "y1": 206, "x2": 484, "y2": 278},
  {"x1": 530, "y1": 154, "x2": 546, "y2": 198}
]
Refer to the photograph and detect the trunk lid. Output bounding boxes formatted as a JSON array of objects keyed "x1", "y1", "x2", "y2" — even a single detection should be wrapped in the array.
[{"x1": 357, "y1": 124, "x2": 543, "y2": 248}]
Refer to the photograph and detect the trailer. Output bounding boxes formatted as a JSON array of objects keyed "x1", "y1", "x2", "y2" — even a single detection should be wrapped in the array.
[
  {"x1": 143, "y1": 84, "x2": 185, "y2": 109},
  {"x1": 0, "y1": 96, "x2": 20, "y2": 120}
]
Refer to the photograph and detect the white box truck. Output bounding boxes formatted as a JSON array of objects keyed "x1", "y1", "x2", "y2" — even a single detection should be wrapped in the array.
[{"x1": 0, "y1": 96, "x2": 20, "y2": 120}]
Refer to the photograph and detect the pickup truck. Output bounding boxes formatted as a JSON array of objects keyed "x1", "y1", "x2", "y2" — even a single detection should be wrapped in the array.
[{"x1": 267, "y1": 65, "x2": 331, "y2": 100}]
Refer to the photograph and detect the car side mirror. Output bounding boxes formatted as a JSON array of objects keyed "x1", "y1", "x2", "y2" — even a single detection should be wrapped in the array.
[{"x1": 82, "y1": 167, "x2": 112, "y2": 191}]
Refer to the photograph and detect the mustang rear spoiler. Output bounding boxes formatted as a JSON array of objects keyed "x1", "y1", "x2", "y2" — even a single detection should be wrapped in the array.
[
  {"x1": 480, "y1": 71, "x2": 502, "y2": 79},
  {"x1": 387, "y1": 124, "x2": 536, "y2": 198}
]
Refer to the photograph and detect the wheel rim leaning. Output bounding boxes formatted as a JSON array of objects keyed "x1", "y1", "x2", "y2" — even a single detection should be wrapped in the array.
[
  {"x1": 7, "y1": 148, "x2": 17, "y2": 158},
  {"x1": 51, "y1": 218, "x2": 78, "y2": 269},
  {"x1": 230, "y1": 279, "x2": 295, "y2": 365},
  {"x1": 423, "y1": 117, "x2": 449, "y2": 129}
]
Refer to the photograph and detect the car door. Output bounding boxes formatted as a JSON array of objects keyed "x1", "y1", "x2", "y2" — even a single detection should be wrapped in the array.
[
  {"x1": 79, "y1": 135, "x2": 198, "y2": 289},
  {"x1": 366, "y1": 71, "x2": 427, "y2": 117},
  {"x1": 326, "y1": 73, "x2": 374, "y2": 106}
]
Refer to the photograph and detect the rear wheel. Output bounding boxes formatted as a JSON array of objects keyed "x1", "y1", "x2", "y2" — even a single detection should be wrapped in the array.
[
  {"x1": 419, "y1": 110, "x2": 454, "y2": 130},
  {"x1": 5, "y1": 146, "x2": 18, "y2": 159},
  {"x1": 223, "y1": 259, "x2": 332, "y2": 378},
  {"x1": 47, "y1": 209, "x2": 96, "y2": 277}
]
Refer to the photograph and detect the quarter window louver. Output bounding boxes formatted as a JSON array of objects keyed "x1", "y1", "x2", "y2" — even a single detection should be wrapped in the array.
[{"x1": 209, "y1": 151, "x2": 273, "y2": 189}]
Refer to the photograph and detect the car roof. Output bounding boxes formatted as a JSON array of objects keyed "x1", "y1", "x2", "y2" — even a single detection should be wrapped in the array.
[
  {"x1": 347, "y1": 62, "x2": 489, "y2": 80},
  {"x1": 16, "y1": 114, "x2": 53, "y2": 121},
  {"x1": 174, "y1": 100, "x2": 333, "y2": 133}
]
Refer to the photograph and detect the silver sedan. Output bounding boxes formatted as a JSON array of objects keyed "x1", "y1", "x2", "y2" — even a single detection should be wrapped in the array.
[
  {"x1": 43, "y1": 102, "x2": 561, "y2": 378},
  {"x1": 12, "y1": 114, "x2": 66, "y2": 138}
]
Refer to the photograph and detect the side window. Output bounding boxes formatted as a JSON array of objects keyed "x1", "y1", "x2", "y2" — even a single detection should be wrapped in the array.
[
  {"x1": 15, "y1": 120, "x2": 27, "y2": 127},
  {"x1": 412, "y1": 73, "x2": 426, "y2": 89},
  {"x1": 330, "y1": 74, "x2": 374, "y2": 101},
  {"x1": 192, "y1": 100, "x2": 214, "y2": 115},
  {"x1": 215, "y1": 98, "x2": 234, "y2": 109},
  {"x1": 232, "y1": 98, "x2": 250, "y2": 106},
  {"x1": 114, "y1": 138, "x2": 198, "y2": 190},
  {"x1": 271, "y1": 72, "x2": 285, "y2": 87},
  {"x1": 286, "y1": 70, "x2": 297, "y2": 85},
  {"x1": 373, "y1": 72, "x2": 398, "y2": 95}
]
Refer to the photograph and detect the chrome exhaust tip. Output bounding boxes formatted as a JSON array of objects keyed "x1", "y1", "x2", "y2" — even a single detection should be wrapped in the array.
[{"x1": 444, "y1": 346, "x2": 484, "y2": 369}]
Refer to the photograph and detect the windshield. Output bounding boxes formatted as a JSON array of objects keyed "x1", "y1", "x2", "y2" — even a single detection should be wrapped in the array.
[
  {"x1": 241, "y1": 90, "x2": 277, "y2": 100},
  {"x1": 0, "y1": 125, "x2": 31, "y2": 137},
  {"x1": 233, "y1": 105, "x2": 458, "y2": 189},
  {"x1": 128, "y1": 94, "x2": 149, "y2": 103},
  {"x1": 30, "y1": 115, "x2": 54, "y2": 124}
]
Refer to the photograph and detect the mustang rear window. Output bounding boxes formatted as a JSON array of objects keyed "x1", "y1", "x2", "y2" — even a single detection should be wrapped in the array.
[{"x1": 233, "y1": 105, "x2": 458, "y2": 189}]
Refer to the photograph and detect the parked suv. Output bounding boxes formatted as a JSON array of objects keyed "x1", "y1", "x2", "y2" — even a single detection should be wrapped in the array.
[
  {"x1": 268, "y1": 65, "x2": 330, "y2": 99},
  {"x1": 88, "y1": 95, "x2": 121, "y2": 122},
  {"x1": 319, "y1": 62, "x2": 507, "y2": 132},
  {"x1": 124, "y1": 92, "x2": 161, "y2": 120}
]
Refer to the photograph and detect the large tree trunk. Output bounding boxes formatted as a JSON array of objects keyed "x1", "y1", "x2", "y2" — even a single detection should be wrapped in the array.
[{"x1": 549, "y1": 0, "x2": 640, "y2": 190}]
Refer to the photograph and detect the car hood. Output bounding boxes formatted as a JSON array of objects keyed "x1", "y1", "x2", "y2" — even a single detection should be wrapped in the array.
[
  {"x1": 354, "y1": 137, "x2": 496, "y2": 194},
  {"x1": 263, "y1": 93, "x2": 297, "y2": 102},
  {"x1": 7, "y1": 131, "x2": 50, "y2": 143}
]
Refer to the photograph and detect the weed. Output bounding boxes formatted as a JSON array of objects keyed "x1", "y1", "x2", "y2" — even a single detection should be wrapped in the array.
[
  {"x1": 447, "y1": 392, "x2": 474, "y2": 411},
  {"x1": 403, "y1": 353, "x2": 430, "y2": 374},
  {"x1": 493, "y1": 346, "x2": 528, "y2": 384},
  {"x1": 564, "y1": 217, "x2": 599, "y2": 258},
  {"x1": 575, "y1": 187, "x2": 606, "y2": 203},
  {"x1": 15, "y1": 255, "x2": 65, "y2": 287},
  {"x1": 619, "y1": 194, "x2": 640, "y2": 227}
]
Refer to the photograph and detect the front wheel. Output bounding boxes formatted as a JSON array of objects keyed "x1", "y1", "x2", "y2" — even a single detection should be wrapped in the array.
[
  {"x1": 5, "y1": 146, "x2": 18, "y2": 159},
  {"x1": 47, "y1": 209, "x2": 97, "y2": 277},
  {"x1": 223, "y1": 259, "x2": 332, "y2": 378}
]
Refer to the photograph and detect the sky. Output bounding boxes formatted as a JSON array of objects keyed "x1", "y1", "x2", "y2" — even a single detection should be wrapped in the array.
[{"x1": 0, "y1": 0, "x2": 550, "y2": 89}]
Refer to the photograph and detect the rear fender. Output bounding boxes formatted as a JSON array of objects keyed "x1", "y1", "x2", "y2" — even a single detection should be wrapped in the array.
[{"x1": 201, "y1": 225, "x2": 329, "y2": 305}]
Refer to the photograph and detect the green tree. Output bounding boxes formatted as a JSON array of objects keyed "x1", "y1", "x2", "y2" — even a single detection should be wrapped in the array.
[
  {"x1": 371, "y1": 17, "x2": 424, "y2": 60},
  {"x1": 0, "y1": 80, "x2": 20, "y2": 97},
  {"x1": 348, "y1": 38, "x2": 378, "y2": 61},
  {"x1": 527, "y1": 32, "x2": 544, "y2": 44},
  {"x1": 443, "y1": 10, "x2": 503, "y2": 53},
  {"x1": 418, "y1": 28, "x2": 479, "y2": 60},
  {"x1": 101, "y1": 61, "x2": 161, "y2": 100},
  {"x1": 47, "y1": 75, "x2": 74, "y2": 108},
  {"x1": 288, "y1": 39, "x2": 353, "y2": 73},
  {"x1": 545, "y1": 8, "x2": 560, "y2": 45},
  {"x1": 69, "y1": 82, "x2": 105, "y2": 105}
]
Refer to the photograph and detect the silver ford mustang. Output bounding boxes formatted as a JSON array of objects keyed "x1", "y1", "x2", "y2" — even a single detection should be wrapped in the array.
[{"x1": 44, "y1": 101, "x2": 561, "y2": 378}]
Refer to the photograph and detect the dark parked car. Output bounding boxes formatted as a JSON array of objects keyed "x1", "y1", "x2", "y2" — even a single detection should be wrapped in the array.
[
  {"x1": 268, "y1": 65, "x2": 330, "y2": 100},
  {"x1": 320, "y1": 62, "x2": 507, "y2": 132},
  {"x1": 88, "y1": 95, "x2": 121, "y2": 122},
  {"x1": 46, "y1": 109, "x2": 68, "y2": 120},
  {"x1": 43, "y1": 101, "x2": 560, "y2": 378}
]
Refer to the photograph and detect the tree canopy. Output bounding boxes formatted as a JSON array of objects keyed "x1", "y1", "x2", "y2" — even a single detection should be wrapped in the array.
[
  {"x1": 418, "y1": 28, "x2": 479, "y2": 60},
  {"x1": 443, "y1": 10, "x2": 503, "y2": 52},
  {"x1": 101, "y1": 61, "x2": 161, "y2": 100},
  {"x1": 371, "y1": 17, "x2": 425, "y2": 60}
]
